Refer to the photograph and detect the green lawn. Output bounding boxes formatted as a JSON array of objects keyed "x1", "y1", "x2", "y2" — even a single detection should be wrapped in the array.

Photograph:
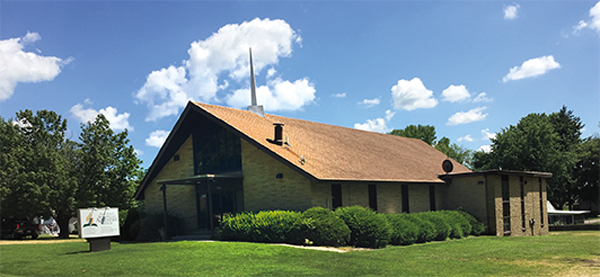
[{"x1": 1, "y1": 232, "x2": 598, "y2": 276}]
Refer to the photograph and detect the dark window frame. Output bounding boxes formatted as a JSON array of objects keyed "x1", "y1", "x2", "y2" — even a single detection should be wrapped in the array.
[
  {"x1": 331, "y1": 184, "x2": 342, "y2": 209},
  {"x1": 192, "y1": 123, "x2": 242, "y2": 175},
  {"x1": 401, "y1": 185, "x2": 409, "y2": 213},
  {"x1": 520, "y1": 177, "x2": 526, "y2": 231},
  {"x1": 429, "y1": 185, "x2": 436, "y2": 211},
  {"x1": 368, "y1": 184, "x2": 378, "y2": 211},
  {"x1": 502, "y1": 175, "x2": 511, "y2": 235},
  {"x1": 539, "y1": 178, "x2": 544, "y2": 227}
]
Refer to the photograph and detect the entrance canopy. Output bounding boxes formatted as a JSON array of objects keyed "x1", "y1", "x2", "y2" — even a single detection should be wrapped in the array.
[
  {"x1": 157, "y1": 171, "x2": 243, "y2": 239},
  {"x1": 157, "y1": 171, "x2": 243, "y2": 186}
]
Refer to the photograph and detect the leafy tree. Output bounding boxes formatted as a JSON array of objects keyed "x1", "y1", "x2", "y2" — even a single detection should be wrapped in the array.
[
  {"x1": 389, "y1": 124, "x2": 437, "y2": 145},
  {"x1": 472, "y1": 107, "x2": 587, "y2": 210},
  {"x1": 573, "y1": 136, "x2": 599, "y2": 209},
  {"x1": 434, "y1": 137, "x2": 473, "y2": 167},
  {"x1": 1, "y1": 111, "x2": 70, "y2": 220},
  {"x1": 389, "y1": 124, "x2": 472, "y2": 167},
  {"x1": 0, "y1": 110, "x2": 141, "y2": 238}
]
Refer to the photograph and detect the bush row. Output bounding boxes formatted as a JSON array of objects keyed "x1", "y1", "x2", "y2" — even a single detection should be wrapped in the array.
[{"x1": 218, "y1": 206, "x2": 485, "y2": 248}]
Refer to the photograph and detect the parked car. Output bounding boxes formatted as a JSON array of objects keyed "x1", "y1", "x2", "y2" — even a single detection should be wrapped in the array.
[{"x1": 1, "y1": 218, "x2": 40, "y2": 239}]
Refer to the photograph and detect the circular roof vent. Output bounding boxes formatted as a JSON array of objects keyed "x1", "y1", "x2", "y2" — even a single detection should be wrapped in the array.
[{"x1": 442, "y1": 159, "x2": 454, "y2": 173}]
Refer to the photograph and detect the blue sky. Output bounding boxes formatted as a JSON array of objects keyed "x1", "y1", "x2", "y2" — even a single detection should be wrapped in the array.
[{"x1": 1, "y1": 1, "x2": 599, "y2": 168}]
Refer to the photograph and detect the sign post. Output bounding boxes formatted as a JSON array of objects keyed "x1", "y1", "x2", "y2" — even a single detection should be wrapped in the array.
[{"x1": 77, "y1": 207, "x2": 119, "y2": 252}]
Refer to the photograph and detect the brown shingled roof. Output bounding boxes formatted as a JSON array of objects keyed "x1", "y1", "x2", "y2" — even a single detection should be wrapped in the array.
[{"x1": 193, "y1": 102, "x2": 470, "y2": 183}]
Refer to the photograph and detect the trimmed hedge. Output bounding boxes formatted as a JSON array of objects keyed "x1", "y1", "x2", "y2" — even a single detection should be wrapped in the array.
[
  {"x1": 218, "y1": 208, "x2": 485, "y2": 249},
  {"x1": 387, "y1": 214, "x2": 418, "y2": 245},
  {"x1": 401, "y1": 213, "x2": 436, "y2": 243},
  {"x1": 334, "y1": 206, "x2": 391, "y2": 249},
  {"x1": 296, "y1": 207, "x2": 351, "y2": 247},
  {"x1": 219, "y1": 211, "x2": 301, "y2": 243},
  {"x1": 457, "y1": 210, "x2": 485, "y2": 235}
]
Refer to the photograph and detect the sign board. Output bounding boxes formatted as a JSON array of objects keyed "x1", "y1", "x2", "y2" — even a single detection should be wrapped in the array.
[{"x1": 77, "y1": 207, "x2": 120, "y2": 239}]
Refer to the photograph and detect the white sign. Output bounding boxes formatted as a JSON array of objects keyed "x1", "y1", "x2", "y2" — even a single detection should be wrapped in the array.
[{"x1": 78, "y1": 207, "x2": 120, "y2": 239}]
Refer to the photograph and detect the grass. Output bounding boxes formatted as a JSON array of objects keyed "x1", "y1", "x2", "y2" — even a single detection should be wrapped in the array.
[{"x1": 0, "y1": 232, "x2": 599, "y2": 276}]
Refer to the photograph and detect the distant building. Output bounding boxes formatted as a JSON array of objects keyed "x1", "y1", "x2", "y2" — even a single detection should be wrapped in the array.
[
  {"x1": 547, "y1": 201, "x2": 589, "y2": 225},
  {"x1": 134, "y1": 101, "x2": 551, "y2": 238}
]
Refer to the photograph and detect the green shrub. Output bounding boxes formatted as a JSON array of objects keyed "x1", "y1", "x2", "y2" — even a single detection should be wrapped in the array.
[
  {"x1": 421, "y1": 212, "x2": 451, "y2": 241},
  {"x1": 439, "y1": 210, "x2": 471, "y2": 239},
  {"x1": 251, "y1": 210, "x2": 302, "y2": 243},
  {"x1": 296, "y1": 207, "x2": 350, "y2": 247},
  {"x1": 219, "y1": 212, "x2": 255, "y2": 242},
  {"x1": 457, "y1": 210, "x2": 485, "y2": 235},
  {"x1": 386, "y1": 214, "x2": 418, "y2": 245},
  {"x1": 335, "y1": 206, "x2": 390, "y2": 248},
  {"x1": 402, "y1": 213, "x2": 435, "y2": 243}
]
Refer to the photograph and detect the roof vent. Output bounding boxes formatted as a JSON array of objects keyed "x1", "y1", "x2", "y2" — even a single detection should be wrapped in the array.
[
  {"x1": 442, "y1": 159, "x2": 454, "y2": 173},
  {"x1": 247, "y1": 47, "x2": 265, "y2": 117},
  {"x1": 273, "y1": 123, "x2": 284, "y2": 145}
]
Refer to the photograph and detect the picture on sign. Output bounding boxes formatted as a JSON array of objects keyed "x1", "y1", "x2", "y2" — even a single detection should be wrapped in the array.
[{"x1": 78, "y1": 207, "x2": 120, "y2": 239}]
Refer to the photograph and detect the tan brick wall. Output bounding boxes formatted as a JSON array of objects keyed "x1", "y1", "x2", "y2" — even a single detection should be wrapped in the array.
[
  {"x1": 377, "y1": 184, "x2": 402, "y2": 214},
  {"x1": 341, "y1": 184, "x2": 369, "y2": 207},
  {"x1": 408, "y1": 184, "x2": 430, "y2": 213},
  {"x1": 241, "y1": 140, "x2": 312, "y2": 211},
  {"x1": 487, "y1": 174, "x2": 549, "y2": 237},
  {"x1": 311, "y1": 182, "x2": 331, "y2": 208},
  {"x1": 143, "y1": 135, "x2": 197, "y2": 233},
  {"x1": 485, "y1": 175, "x2": 498, "y2": 235},
  {"x1": 490, "y1": 175, "x2": 505, "y2": 236},
  {"x1": 441, "y1": 176, "x2": 488, "y2": 223}
]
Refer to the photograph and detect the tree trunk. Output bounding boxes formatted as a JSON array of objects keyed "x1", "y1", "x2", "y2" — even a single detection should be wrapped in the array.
[{"x1": 57, "y1": 213, "x2": 72, "y2": 239}]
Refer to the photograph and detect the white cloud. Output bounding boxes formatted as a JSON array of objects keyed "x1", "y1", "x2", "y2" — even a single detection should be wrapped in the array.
[
  {"x1": 573, "y1": 20, "x2": 589, "y2": 35},
  {"x1": 332, "y1": 93, "x2": 346, "y2": 98},
  {"x1": 502, "y1": 55, "x2": 560, "y2": 82},
  {"x1": 574, "y1": 1, "x2": 600, "y2": 34},
  {"x1": 385, "y1": 110, "x2": 396, "y2": 121},
  {"x1": 135, "y1": 65, "x2": 189, "y2": 122},
  {"x1": 391, "y1": 78, "x2": 438, "y2": 111},
  {"x1": 146, "y1": 130, "x2": 170, "y2": 148},
  {"x1": 478, "y1": 145, "x2": 492, "y2": 153},
  {"x1": 457, "y1": 134, "x2": 474, "y2": 142},
  {"x1": 0, "y1": 32, "x2": 70, "y2": 102},
  {"x1": 225, "y1": 77, "x2": 315, "y2": 111},
  {"x1": 354, "y1": 109, "x2": 395, "y2": 133},
  {"x1": 481, "y1": 128, "x2": 496, "y2": 140},
  {"x1": 441, "y1": 85, "x2": 470, "y2": 102},
  {"x1": 71, "y1": 101, "x2": 133, "y2": 131},
  {"x1": 71, "y1": 103, "x2": 99, "y2": 123},
  {"x1": 358, "y1": 98, "x2": 380, "y2": 107},
  {"x1": 135, "y1": 18, "x2": 304, "y2": 121},
  {"x1": 267, "y1": 67, "x2": 277, "y2": 78},
  {"x1": 591, "y1": 1, "x2": 600, "y2": 32},
  {"x1": 503, "y1": 4, "x2": 520, "y2": 20},
  {"x1": 473, "y1": 92, "x2": 494, "y2": 103},
  {"x1": 447, "y1": 107, "x2": 488, "y2": 126}
]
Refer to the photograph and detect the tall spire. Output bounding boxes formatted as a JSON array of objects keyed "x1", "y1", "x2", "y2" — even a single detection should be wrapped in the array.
[
  {"x1": 247, "y1": 47, "x2": 265, "y2": 117},
  {"x1": 249, "y1": 48, "x2": 257, "y2": 106}
]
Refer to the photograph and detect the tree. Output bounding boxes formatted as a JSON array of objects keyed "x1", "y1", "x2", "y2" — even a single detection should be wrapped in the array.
[
  {"x1": 472, "y1": 107, "x2": 587, "y2": 210},
  {"x1": 0, "y1": 111, "x2": 70, "y2": 220},
  {"x1": 0, "y1": 110, "x2": 141, "y2": 238},
  {"x1": 434, "y1": 137, "x2": 473, "y2": 167},
  {"x1": 573, "y1": 136, "x2": 599, "y2": 208},
  {"x1": 389, "y1": 124, "x2": 472, "y2": 167},
  {"x1": 389, "y1": 124, "x2": 437, "y2": 145}
]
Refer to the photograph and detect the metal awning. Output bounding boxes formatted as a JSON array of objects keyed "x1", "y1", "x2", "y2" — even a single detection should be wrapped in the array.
[{"x1": 157, "y1": 171, "x2": 243, "y2": 185}]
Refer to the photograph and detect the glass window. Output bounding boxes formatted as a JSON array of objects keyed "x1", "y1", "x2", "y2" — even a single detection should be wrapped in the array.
[
  {"x1": 502, "y1": 175, "x2": 511, "y2": 234},
  {"x1": 193, "y1": 123, "x2": 242, "y2": 175}
]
